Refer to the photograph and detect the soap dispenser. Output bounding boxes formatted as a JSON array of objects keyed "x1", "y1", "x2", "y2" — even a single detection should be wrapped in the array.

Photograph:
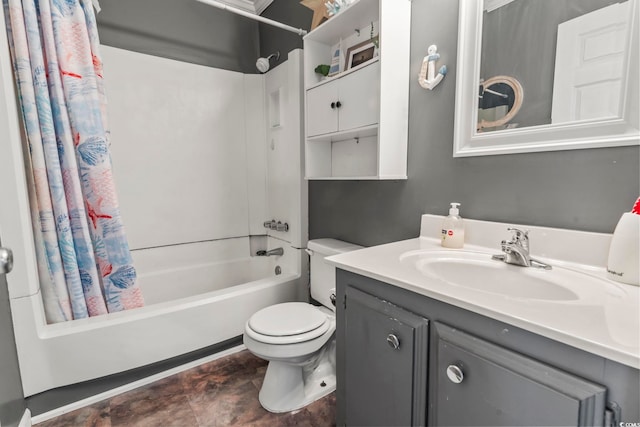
[{"x1": 442, "y1": 203, "x2": 465, "y2": 248}]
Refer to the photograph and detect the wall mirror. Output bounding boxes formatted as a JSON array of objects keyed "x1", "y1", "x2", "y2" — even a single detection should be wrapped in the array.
[{"x1": 454, "y1": 0, "x2": 639, "y2": 157}]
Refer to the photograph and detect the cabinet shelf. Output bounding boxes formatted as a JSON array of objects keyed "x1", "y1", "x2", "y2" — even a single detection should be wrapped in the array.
[
  {"x1": 306, "y1": 124, "x2": 378, "y2": 143},
  {"x1": 303, "y1": 0, "x2": 379, "y2": 45},
  {"x1": 305, "y1": 57, "x2": 380, "y2": 91},
  {"x1": 304, "y1": 175, "x2": 383, "y2": 180}
]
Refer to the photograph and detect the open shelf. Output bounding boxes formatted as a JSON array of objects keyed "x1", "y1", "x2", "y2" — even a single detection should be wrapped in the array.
[
  {"x1": 303, "y1": 0, "x2": 379, "y2": 45},
  {"x1": 305, "y1": 57, "x2": 380, "y2": 91},
  {"x1": 306, "y1": 124, "x2": 379, "y2": 143},
  {"x1": 304, "y1": 176, "x2": 384, "y2": 180}
]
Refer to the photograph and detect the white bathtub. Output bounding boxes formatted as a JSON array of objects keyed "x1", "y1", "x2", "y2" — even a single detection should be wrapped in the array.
[{"x1": 11, "y1": 237, "x2": 305, "y2": 397}]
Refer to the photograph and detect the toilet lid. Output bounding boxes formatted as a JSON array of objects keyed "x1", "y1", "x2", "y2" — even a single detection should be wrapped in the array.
[{"x1": 248, "y1": 302, "x2": 328, "y2": 337}]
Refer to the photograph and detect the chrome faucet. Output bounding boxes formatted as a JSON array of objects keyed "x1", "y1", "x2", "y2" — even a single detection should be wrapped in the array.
[
  {"x1": 256, "y1": 247, "x2": 284, "y2": 257},
  {"x1": 491, "y1": 228, "x2": 552, "y2": 270}
]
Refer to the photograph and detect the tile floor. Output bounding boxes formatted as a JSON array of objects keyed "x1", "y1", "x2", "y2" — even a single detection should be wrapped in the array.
[{"x1": 36, "y1": 350, "x2": 336, "y2": 427}]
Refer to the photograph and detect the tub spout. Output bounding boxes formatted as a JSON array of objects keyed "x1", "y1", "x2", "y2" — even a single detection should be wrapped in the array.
[{"x1": 256, "y1": 247, "x2": 284, "y2": 257}]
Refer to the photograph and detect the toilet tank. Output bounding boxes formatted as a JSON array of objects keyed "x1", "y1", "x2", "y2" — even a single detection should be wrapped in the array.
[{"x1": 307, "y1": 239, "x2": 363, "y2": 309}]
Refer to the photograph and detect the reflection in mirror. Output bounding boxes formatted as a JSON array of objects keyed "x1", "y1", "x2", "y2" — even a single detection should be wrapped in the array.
[
  {"x1": 480, "y1": 0, "x2": 630, "y2": 132},
  {"x1": 453, "y1": 0, "x2": 639, "y2": 157},
  {"x1": 478, "y1": 75, "x2": 523, "y2": 131},
  {"x1": 552, "y1": 2, "x2": 630, "y2": 124}
]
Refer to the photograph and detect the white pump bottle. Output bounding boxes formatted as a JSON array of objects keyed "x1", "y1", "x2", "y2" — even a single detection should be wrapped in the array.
[{"x1": 441, "y1": 203, "x2": 465, "y2": 248}]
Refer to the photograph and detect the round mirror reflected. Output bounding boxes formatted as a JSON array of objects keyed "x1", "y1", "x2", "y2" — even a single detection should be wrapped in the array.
[{"x1": 477, "y1": 75, "x2": 523, "y2": 132}]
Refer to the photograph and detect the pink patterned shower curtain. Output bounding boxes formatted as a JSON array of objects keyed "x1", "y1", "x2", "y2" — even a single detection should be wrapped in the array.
[{"x1": 4, "y1": 0, "x2": 144, "y2": 323}]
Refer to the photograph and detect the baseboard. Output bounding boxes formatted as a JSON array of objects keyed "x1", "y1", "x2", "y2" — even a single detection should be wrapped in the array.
[
  {"x1": 30, "y1": 344, "x2": 245, "y2": 425},
  {"x1": 19, "y1": 409, "x2": 31, "y2": 427}
]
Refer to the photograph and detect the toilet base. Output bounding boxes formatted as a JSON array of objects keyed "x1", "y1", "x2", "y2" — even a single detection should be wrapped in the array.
[{"x1": 258, "y1": 357, "x2": 336, "y2": 413}]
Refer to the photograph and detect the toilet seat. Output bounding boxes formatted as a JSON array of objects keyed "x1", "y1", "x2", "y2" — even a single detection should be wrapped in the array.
[{"x1": 246, "y1": 302, "x2": 332, "y2": 345}]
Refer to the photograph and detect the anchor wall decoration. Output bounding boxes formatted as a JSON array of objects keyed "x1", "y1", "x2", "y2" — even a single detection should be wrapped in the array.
[{"x1": 418, "y1": 44, "x2": 447, "y2": 90}]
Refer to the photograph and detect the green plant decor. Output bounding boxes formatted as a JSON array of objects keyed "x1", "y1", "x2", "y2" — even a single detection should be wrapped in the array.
[{"x1": 315, "y1": 64, "x2": 330, "y2": 77}]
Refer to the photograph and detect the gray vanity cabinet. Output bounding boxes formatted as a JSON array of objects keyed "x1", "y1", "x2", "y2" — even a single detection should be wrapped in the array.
[
  {"x1": 336, "y1": 269, "x2": 639, "y2": 427},
  {"x1": 342, "y1": 286, "x2": 429, "y2": 426},
  {"x1": 434, "y1": 322, "x2": 607, "y2": 426}
]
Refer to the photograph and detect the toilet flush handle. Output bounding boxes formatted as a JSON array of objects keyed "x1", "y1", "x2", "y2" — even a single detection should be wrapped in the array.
[{"x1": 305, "y1": 249, "x2": 314, "y2": 256}]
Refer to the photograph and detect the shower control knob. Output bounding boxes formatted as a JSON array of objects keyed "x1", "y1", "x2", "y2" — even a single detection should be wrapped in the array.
[
  {"x1": 0, "y1": 247, "x2": 13, "y2": 274},
  {"x1": 336, "y1": 101, "x2": 342, "y2": 108},
  {"x1": 330, "y1": 293, "x2": 336, "y2": 306},
  {"x1": 386, "y1": 333, "x2": 400, "y2": 350},
  {"x1": 330, "y1": 102, "x2": 336, "y2": 109},
  {"x1": 275, "y1": 222, "x2": 289, "y2": 232},
  {"x1": 446, "y1": 364, "x2": 464, "y2": 384}
]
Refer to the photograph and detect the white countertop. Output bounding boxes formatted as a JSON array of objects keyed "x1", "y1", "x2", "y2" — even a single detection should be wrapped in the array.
[{"x1": 326, "y1": 215, "x2": 640, "y2": 369}]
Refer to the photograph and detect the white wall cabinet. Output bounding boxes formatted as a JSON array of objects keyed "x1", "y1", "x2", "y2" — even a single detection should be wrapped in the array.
[
  {"x1": 306, "y1": 61, "x2": 380, "y2": 137},
  {"x1": 303, "y1": 0, "x2": 411, "y2": 180}
]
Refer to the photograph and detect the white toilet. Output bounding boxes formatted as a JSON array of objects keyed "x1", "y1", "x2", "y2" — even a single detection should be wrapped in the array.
[{"x1": 243, "y1": 238, "x2": 362, "y2": 413}]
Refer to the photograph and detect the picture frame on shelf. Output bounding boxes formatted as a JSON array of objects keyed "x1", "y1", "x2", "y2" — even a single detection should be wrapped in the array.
[
  {"x1": 345, "y1": 37, "x2": 378, "y2": 69},
  {"x1": 328, "y1": 43, "x2": 341, "y2": 77}
]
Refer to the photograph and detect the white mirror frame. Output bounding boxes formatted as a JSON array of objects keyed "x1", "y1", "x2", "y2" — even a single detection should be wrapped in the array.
[{"x1": 453, "y1": 0, "x2": 640, "y2": 157}]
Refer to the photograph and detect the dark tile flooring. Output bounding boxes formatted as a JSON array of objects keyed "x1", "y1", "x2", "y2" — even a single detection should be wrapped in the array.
[{"x1": 36, "y1": 350, "x2": 336, "y2": 427}]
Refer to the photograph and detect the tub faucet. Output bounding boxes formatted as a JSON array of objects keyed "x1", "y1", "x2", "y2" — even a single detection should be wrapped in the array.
[
  {"x1": 491, "y1": 228, "x2": 551, "y2": 270},
  {"x1": 256, "y1": 247, "x2": 284, "y2": 257}
]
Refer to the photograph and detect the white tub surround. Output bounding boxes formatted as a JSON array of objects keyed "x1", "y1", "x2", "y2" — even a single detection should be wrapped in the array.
[
  {"x1": 2, "y1": 45, "x2": 308, "y2": 396},
  {"x1": 263, "y1": 49, "x2": 307, "y2": 250},
  {"x1": 327, "y1": 214, "x2": 640, "y2": 369},
  {"x1": 103, "y1": 46, "x2": 263, "y2": 248}
]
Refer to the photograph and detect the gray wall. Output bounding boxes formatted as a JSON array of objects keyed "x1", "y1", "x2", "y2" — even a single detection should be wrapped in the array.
[
  {"x1": 258, "y1": 0, "x2": 309, "y2": 68},
  {"x1": 96, "y1": 0, "x2": 261, "y2": 72},
  {"x1": 303, "y1": 0, "x2": 639, "y2": 247},
  {"x1": 0, "y1": 273, "x2": 25, "y2": 427},
  {"x1": 481, "y1": 0, "x2": 623, "y2": 128},
  {"x1": 95, "y1": 0, "x2": 312, "y2": 74}
]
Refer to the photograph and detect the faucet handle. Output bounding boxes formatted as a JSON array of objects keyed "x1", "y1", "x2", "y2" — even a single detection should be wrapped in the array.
[
  {"x1": 507, "y1": 227, "x2": 528, "y2": 238},
  {"x1": 507, "y1": 227, "x2": 529, "y2": 248}
]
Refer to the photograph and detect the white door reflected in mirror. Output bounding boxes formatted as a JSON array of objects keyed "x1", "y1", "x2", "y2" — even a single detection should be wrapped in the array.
[{"x1": 552, "y1": 2, "x2": 629, "y2": 124}]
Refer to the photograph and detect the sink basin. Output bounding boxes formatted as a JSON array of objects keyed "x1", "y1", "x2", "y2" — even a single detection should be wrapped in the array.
[{"x1": 399, "y1": 250, "x2": 616, "y2": 302}]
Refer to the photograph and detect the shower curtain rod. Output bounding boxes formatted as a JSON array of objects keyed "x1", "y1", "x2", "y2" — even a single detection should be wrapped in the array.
[{"x1": 195, "y1": 0, "x2": 308, "y2": 36}]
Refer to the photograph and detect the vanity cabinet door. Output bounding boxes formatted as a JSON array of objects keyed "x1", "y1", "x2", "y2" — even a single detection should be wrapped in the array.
[
  {"x1": 344, "y1": 286, "x2": 429, "y2": 426},
  {"x1": 433, "y1": 322, "x2": 607, "y2": 426}
]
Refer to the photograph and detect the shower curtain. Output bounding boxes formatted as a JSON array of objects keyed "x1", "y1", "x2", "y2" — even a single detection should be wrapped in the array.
[{"x1": 4, "y1": 0, "x2": 144, "y2": 323}]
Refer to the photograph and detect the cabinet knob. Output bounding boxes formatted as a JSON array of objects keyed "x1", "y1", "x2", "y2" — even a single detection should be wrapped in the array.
[
  {"x1": 387, "y1": 333, "x2": 400, "y2": 350},
  {"x1": 446, "y1": 364, "x2": 464, "y2": 384},
  {"x1": 330, "y1": 102, "x2": 336, "y2": 109},
  {"x1": 336, "y1": 101, "x2": 342, "y2": 108}
]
